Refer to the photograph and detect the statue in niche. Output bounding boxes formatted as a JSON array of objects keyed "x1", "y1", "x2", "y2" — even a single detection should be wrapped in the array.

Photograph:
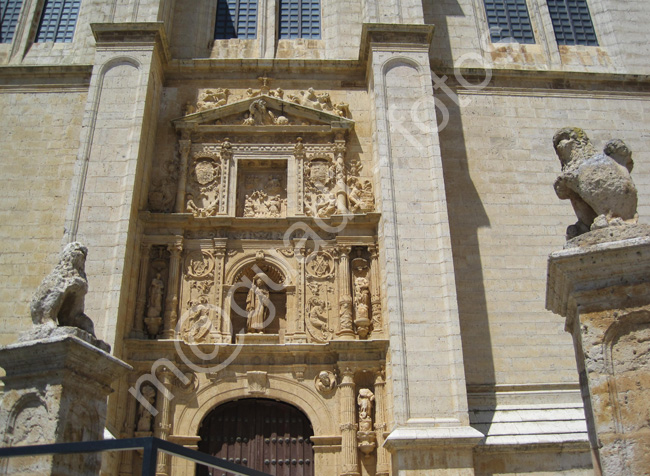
[
  {"x1": 136, "y1": 385, "x2": 156, "y2": 433},
  {"x1": 147, "y1": 273, "x2": 164, "y2": 318},
  {"x1": 352, "y1": 257, "x2": 371, "y2": 338},
  {"x1": 314, "y1": 370, "x2": 337, "y2": 394},
  {"x1": 180, "y1": 296, "x2": 213, "y2": 343},
  {"x1": 553, "y1": 127, "x2": 638, "y2": 239},
  {"x1": 358, "y1": 388, "x2": 374, "y2": 423},
  {"x1": 357, "y1": 388, "x2": 377, "y2": 455},
  {"x1": 246, "y1": 274, "x2": 271, "y2": 333}
]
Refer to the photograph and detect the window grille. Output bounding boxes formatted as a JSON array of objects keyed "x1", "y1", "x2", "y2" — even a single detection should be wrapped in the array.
[
  {"x1": 484, "y1": 0, "x2": 535, "y2": 44},
  {"x1": 35, "y1": 0, "x2": 80, "y2": 43},
  {"x1": 547, "y1": 0, "x2": 598, "y2": 46},
  {"x1": 279, "y1": 0, "x2": 320, "y2": 39},
  {"x1": 0, "y1": 0, "x2": 22, "y2": 43},
  {"x1": 214, "y1": 0, "x2": 257, "y2": 39}
]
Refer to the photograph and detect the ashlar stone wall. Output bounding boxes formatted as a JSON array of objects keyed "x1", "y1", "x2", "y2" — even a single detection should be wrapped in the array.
[
  {"x1": 0, "y1": 87, "x2": 87, "y2": 346},
  {"x1": 439, "y1": 76, "x2": 650, "y2": 387}
]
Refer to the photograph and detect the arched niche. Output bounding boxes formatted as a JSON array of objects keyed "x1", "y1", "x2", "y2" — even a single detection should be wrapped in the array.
[{"x1": 227, "y1": 260, "x2": 292, "y2": 342}]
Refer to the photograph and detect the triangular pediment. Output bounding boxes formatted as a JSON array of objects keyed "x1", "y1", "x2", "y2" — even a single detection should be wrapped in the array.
[{"x1": 173, "y1": 95, "x2": 354, "y2": 133}]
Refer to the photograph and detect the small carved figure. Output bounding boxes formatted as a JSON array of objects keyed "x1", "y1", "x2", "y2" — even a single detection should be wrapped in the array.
[
  {"x1": 146, "y1": 273, "x2": 164, "y2": 318},
  {"x1": 314, "y1": 370, "x2": 336, "y2": 394},
  {"x1": 334, "y1": 102, "x2": 351, "y2": 118},
  {"x1": 246, "y1": 275, "x2": 271, "y2": 333},
  {"x1": 30, "y1": 242, "x2": 96, "y2": 336},
  {"x1": 553, "y1": 127, "x2": 638, "y2": 239},
  {"x1": 347, "y1": 177, "x2": 363, "y2": 213},
  {"x1": 243, "y1": 194, "x2": 255, "y2": 217},
  {"x1": 360, "y1": 180, "x2": 375, "y2": 211},
  {"x1": 136, "y1": 385, "x2": 156, "y2": 432},
  {"x1": 180, "y1": 296, "x2": 212, "y2": 343},
  {"x1": 268, "y1": 195, "x2": 283, "y2": 217},
  {"x1": 358, "y1": 388, "x2": 375, "y2": 421},
  {"x1": 316, "y1": 193, "x2": 338, "y2": 217},
  {"x1": 307, "y1": 296, "x2": 328, "y2": 331},
  {"x1": 196, "y1": 88, "x2": 230, "y2": 112},
  {"x1": 245, "y1": 99, "x2": 276, "y2": 125}
]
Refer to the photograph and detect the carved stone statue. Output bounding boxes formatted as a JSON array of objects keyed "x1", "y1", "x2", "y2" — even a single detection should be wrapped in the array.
[
  {"x1": 553, "y1": 127, "x2": 638, "y2": 239},
  {"x1": 246, "y1": 274, "x2": 271, "y2": 333},
  {"x1": 357, "y1": 388, "x2": 377, "y2": 455},
  {"x1": 180, "y1": 296, "x2": 213, "y2": 343},
  {"x1": 314, "y1": 370, "x2": 337, "y2": 394},
  {"x1": 196, "y1": 88, "x2": 230, "y2": 112},
  {"x1": 136, "y1": 385, "x2": 156, "y2": 433},
  {"x1": 29, "y1": 242, "x2": 96, "y2": 337},
  {"x1": 147, "y1": 273, "x2": 164, "y2": 318}
]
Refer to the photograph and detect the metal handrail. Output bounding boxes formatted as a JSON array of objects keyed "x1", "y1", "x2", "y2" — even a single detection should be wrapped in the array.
[{"x1": 0, "y1": 436, "x2": 272, "y2": 476}]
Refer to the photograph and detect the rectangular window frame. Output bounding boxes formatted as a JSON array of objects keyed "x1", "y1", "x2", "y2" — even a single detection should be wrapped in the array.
[
  {"x1": 278, "y1": 0, "x2": 321, "y2": 40},
  {"x1": 0, "y1": 0, "x2": 23, "y2": 43},
  {"x1": 214, "y1": 0, "x2": 258, "y2": 40},
  {"x1": 483, "y1": 0, "x2": 536, "y2": 44},
  {"x1": 35, "y1": 0, "x2": 81, "y2": 43},
  {"x1": 546, "y1": 0, "x2": 598, "y2": 46}
]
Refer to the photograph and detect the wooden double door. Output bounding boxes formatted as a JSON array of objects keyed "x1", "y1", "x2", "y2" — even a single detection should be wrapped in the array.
[{"x1": 197, "y1": 399, "x2": 314, "y2": 476}]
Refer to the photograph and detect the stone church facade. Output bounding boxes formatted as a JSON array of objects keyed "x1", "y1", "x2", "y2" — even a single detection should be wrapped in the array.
[{"x1": 1, "y1": 0, "x2": 649, "y2": 475}]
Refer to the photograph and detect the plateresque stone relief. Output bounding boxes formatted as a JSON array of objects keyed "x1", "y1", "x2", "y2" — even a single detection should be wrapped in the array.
[{"x1": 553, "y1": 127, "x2": 638, "y2": 239}]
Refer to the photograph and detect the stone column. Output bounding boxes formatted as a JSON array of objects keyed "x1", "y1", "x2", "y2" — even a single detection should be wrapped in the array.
[
  {"x1": 292, "y1": 244, "x2": 307, "y2": 342},
  {"x1": 368, "y1": 245, "x2": 383, "y2": 338},
  {"x1": 162, "y1": 238, "x2": 183, "y2": 339},
  {"x1": 132, "y1": 242, "x2": 151, "y2": 338},
  {"x1": 363, "y1": 23, "x2": 482, "y2": 472},
  {"x1": 374, "y1": 370, "x2": 389, "y2": 476},
  {"x1": 335, "y1": 140, "x2": 348, "y2": 214},
  {"x1": 212, "y1": 240, "x2": 227, "y2": 342},
  {"x1": 336, "y1": 246, "x2": 355, "y2": 340},
  {"x1": 339, "y1": 367, "x2": 359, "y2": 476},
  {"x1": 294, "y1": 138, "x2": 306, "y2": 216},
  {"x1": 546, "y1": 233, "x2": 650, "y2": 476},
  {"x1": 175, "y1": 137, "x2": 192, "y2": 213},
  {"x1": 0, "y1": 334, "x2": 131, "y2": 476},
  {"x1": 154, "y1": 368, "x2": 174, "y2": 476}
]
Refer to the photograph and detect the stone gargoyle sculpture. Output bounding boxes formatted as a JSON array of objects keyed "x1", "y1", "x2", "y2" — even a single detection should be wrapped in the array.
[
  {"x1": 553, "y1": 127, "x2": 638, "y2": 239},
  {"x1": 29, "y1": 242, "x2": 97, "y2": 337}
]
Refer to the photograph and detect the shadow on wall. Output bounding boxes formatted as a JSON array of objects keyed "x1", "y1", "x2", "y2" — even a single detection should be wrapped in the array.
[{"x1": 423, "y1": 0, "x2": 499, "y2": 434}]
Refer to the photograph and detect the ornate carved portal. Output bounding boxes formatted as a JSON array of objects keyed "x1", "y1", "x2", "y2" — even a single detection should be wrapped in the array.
[{"x1": 133, "y1": 83, "x2": 387, "y2": 476}]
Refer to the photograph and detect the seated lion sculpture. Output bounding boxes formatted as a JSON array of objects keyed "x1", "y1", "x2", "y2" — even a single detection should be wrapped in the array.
[
  {"x1": 553, "y1": 127, "x2": 638, "y2": 239},
  {"x1": 30, "y1": 242, "x2": 96, "y2": 336}
]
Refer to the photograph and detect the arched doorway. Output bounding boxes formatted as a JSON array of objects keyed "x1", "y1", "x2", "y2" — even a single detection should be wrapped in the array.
[{"x1": 196, "y1": 399, "x2": 314, "y2": 476}]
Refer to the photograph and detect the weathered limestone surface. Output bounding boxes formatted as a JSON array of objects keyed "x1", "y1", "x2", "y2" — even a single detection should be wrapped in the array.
[
  {"x1": 547, "y1": 231, "x2": 650, "y2": 475},
  {"x1": 0, "y1": 334, "x2": 131, "y2": 476}
]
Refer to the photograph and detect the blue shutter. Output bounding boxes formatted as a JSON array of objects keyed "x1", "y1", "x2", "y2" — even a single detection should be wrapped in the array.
[
  {"x1": 0, "y1": 0, "x2": 22, "y2": 43},
  {"x1": 214, "y1": 0, "x2": 258, "y2": 40},
  {"x1": 484, "y1": 0, "x2": 535, "y2": 44},
  {"x1": 279, "y1": 0, "x2": 320, "y2": 39},
  {"x1": 547, "y1": 0, "x2": 598, "y2": 46},
  {"x1": 35, "y1": 0, "x2": 81, "y2": 43}
]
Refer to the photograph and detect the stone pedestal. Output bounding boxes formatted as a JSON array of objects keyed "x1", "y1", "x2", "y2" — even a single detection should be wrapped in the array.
[
  {"x1": 546, "y1": 232, "x2": 650, "y2": 476},
  {"x1": 0, "y1": 331, "x2": 131, "y2": 476}
]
